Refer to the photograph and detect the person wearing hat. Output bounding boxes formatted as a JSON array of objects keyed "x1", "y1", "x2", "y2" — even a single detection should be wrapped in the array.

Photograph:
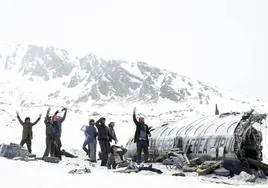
[
  {"x1": 95, "y1": 117, "x2": 111, "y2": 166},
  {"x1": 133, "y1": 107, "x2": 151, "y2": 164},
  {"x1": 16, "y1": 111, "x2": 42, "y2": 153}
]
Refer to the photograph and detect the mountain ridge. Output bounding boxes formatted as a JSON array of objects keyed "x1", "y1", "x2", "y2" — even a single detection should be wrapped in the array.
[{"x1": 0, "y1": 43, "x2": 264, "y2": 116}]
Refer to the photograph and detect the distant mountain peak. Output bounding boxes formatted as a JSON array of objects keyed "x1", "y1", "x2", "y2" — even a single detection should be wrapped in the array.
[{"x1": 0, "y1": 44, "x2": 262, "y2": 114}]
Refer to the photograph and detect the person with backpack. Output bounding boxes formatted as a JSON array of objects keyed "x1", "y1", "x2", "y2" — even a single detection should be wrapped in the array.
[{"x1": 16, "y1": 111, "x2": 41, "y2": 153}]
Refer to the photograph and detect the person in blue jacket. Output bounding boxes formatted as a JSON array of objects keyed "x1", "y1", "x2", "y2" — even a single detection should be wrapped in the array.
[
  {"x1": 51, "y1": 107, "x2": 67, "y2": 160},
  {"x1": 84, "y1": 119, "x2": 98, "y2": 162},
  {"x1": 81, "y1": 119, "x2": 95, "y2": 156}
]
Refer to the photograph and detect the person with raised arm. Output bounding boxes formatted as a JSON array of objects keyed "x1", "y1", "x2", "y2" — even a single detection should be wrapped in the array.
[
  {"x1": 42, "y1": 107, "x2": 56, "y2": 159},
  {"x1": 133, "y1": 107, "x2": 151, "y2": 164},
  {"x1": 16, "y1": 111, "x2": 41, "y2": 153},
  {"x1": 51, "y1": 107, "x2": 67, "y2": 160}
]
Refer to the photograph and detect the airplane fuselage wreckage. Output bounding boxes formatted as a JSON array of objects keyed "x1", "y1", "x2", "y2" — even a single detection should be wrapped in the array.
[{"x1": 125, "y1": 110, "x2": 268, "y2": 176}]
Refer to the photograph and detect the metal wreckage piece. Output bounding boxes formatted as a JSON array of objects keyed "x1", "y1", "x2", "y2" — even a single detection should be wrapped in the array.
[
  {"x1": 0, "y1": 143, "x2": 60, "y2": 163},
  {"x1": 0, "y1": 143, "x2": 35, "y2": 161},
  {"x1": 0, "y1": 143, "x2": 77, "y2": 163},
  {"x1": 125, "y1": 109, "x2": 268, "y2": 180},
  {"x1": 68, "y1": 168, "x2": 91, "y2": 174}
]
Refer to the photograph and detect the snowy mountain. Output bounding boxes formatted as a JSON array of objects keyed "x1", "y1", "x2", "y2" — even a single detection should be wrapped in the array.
[
  {"x1": 0, "y1": 44, "x2": 264, "y2": 113},
  {"x1": 1, "y1": 44, "x2": 220, "y2": 103}
]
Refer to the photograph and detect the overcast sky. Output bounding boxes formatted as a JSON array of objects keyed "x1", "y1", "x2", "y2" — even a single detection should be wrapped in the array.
[{"x1": 1, "y1": 0, "x2": 268, "y2": 102}]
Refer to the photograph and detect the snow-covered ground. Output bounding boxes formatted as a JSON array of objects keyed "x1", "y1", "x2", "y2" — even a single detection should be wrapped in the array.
[
  {"x1": 1, "y1": 153, "x2": 268, "y2": 188},
  {"x1": 1, "y1": 107, "x2": 268, "y2": 188}
]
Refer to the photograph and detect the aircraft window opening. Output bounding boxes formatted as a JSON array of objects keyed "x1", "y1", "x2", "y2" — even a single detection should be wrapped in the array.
[{"x1": 227, "y1": 122, "x2": 238, "y2": 133}]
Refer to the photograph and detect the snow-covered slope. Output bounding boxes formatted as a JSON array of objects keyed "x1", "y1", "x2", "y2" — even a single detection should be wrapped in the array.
[
  {"x1": 0, "y1": 43, "x2": 266, "y2": 119},
  {"x1": 3, "y1": 43, "x2": 223, "y2": 107}
]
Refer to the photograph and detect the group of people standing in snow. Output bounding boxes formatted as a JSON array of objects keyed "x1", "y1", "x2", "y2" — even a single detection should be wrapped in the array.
[
  {"x1": 16, "y1": 107, "x2": 67, "y2": 160},
  {"x1": 81, "y1": 117, "x2": 118, "y2": 166},
  {"x1": 43, "y1": 107, "x2": 67, "y2": 160},
  {"x1": 15, "y1": 106, "x2": 151, "y2": 167}
]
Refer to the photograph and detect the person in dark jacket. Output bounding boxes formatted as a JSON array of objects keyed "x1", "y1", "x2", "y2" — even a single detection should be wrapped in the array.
[
  {"x1": 53, "y1": 107, "x2": 67, "y2": 138},
  {"x1": 108, "y1": 122, "x2": 118, "y2": 144},
  {"x1": 95, "y1": 117, "x2": 111, "y2": 166},
  {"x1": 16, "y1": 111, "x2": 41, "y2": 153},
  {"x1": 51, "y1": 107, "x2": 67, "y2": 160},
  {"x1": 133, "y1": 107, "x2": 151, "y2": 164},
  {"x1": 42, "y1": 107, "x2": 56, "y2": 158},
  {"x1": 85, "y1": 119, "x2": 98, "y2": 162}
]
